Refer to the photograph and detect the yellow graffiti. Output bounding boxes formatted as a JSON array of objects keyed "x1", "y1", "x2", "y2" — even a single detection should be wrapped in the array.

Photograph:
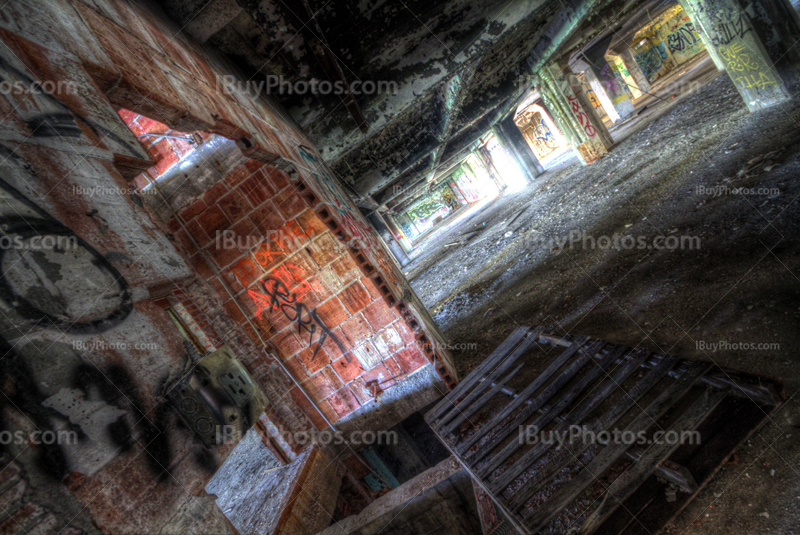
[
  {"x1": 734, "y1": 73, "x2": 778, "y2": 90},
  {"x1": 720, "y1": 42, "x2": 778, "y2": 90},
  {"x1": 586, "y1": 90, "x2": 602, "y2": 110},
  {"x1": 720, "y1": 42, "x2": 761, "y2": 72}
]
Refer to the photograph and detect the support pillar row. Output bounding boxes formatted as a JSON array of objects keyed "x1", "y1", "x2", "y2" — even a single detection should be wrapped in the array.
[{"x1": 537, "y1": 63, "x2": 614, "y2": 165}]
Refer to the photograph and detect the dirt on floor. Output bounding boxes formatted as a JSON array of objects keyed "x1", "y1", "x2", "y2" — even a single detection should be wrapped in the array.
[{"x1": 407, "y1": 73, "x2": 800, "y2": 534}]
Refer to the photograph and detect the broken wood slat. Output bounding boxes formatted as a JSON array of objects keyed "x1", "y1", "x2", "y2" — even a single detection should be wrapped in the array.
[
  {"x1": 538, "y1": 333, "x2": 783, "y2": 406},
  {"x1": 458, "y1": 336, "x2": 590, "y2": 458},
  {"x1": 615, "y1": 398, "x2": 768, "y2": 535},
  {"x1": 504, "y1": 207, "x2": 528, "y2": 228},
  {"x1": 596, "y1": 400, "x2": 746, "y2": 535},
  {"x1": 480, "y1": 339, "x2": 606, "y2": 484},
  {"x1": 473, "y1": 340, "x2": 604, "y2": 477},
  {"x1": 508, "y1": 355, "x2": 681, "y2": 512},
  {"x1": 440, "y1": 362, "x2": 525, "y2": 437},
  {"x1": 521, "y1": 363, "x2": 711, "y2": 531},
  {"x1": 437, "y1": 327, "x2": 543, "y2": 430},
  {"x1": 428, "y1": 326, "x2": 533, "y2": 423},
  {"x1": 579, "y1": 389, "x2": 727, "y2": 535},
  {"x1": 481, "y1": 348, "x2": 649, "y2": 495},
  {"x1": 482, "y1": 343, "x2": 623, "y2": 487},
  {"x1": 626, "y1": 452, "x2": 697, "y2": 494}
]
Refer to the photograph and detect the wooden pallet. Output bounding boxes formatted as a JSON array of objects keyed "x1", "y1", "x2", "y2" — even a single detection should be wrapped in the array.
[{"x1": 425, "y1": 326, "x2": 784, "y2": 535}]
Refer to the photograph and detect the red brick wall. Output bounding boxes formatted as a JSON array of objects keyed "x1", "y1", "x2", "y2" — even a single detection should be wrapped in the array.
[
  {"x1": 117, "y1": 109, "x2": 204, "y2": 179},
  {"x1": 169, "y1": 159, "x2": 437, "y2": 429},
  {"x1": 0, "y1": 0, "x2": 459, "y2": 531}
]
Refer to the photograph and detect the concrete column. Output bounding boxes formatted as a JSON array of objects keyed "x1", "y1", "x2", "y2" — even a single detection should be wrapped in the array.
[
  {"x1": 366, "y1": 211, "x2": 412, "y2": 266},
  {"x1": 680, "y1": 0, "x2": 800, "y2": 110},
  {"x1": 583, "y1": 61, "x2": 636, "y2": 121},
  {"x1": 537, "y1": 63, "x2": 614, "y2": 165},
  {"x1": 492, "y1": 114, "x2": 545, "y2": 181},
  {"x1": 676, "y1": 0, "x2": 728, "y2": 71},
  {"x1": 619, "y1": 48, "x2": 653, "y2": 93}
]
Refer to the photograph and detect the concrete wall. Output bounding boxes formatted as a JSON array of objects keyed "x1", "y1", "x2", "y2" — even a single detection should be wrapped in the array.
[{"x1": 658, "y1": 7, "x2": 707, "y2": 65}]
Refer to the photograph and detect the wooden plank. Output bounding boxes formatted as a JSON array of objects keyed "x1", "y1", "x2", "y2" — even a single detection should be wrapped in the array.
[
  {"x1": 458, "y1": 336, "x2": 591, "y2": 458},
  {"x1": 429, "y1": 420, "x2": 533, "y2": 535},
  {"x1": 479, "y1": 339, "x2": 605, "y2": 484},
  {"x1": 579, "y1": 389, "x2": 727, "y2": 534},
  {"x1": 618, "y1": 398, "x2": 770, "y2": 535},
  {"x1": 482, "y1": 348, "x2": 648, "y2": 494},
  {"x1": 438, "y1": 327, "x2": 542, "y2": 430},
  {"x1": 536, "y1": 333, "x2": 783, "y2": 406},
  {"x1": 440, "y1": 362, "x2": 525, "y2": 437},
  {"x1": 427, "y1": 326, "x2": 533, "y2": 423},
  {"x1": 482, "y1": 344, "x2": 623, "y2": 488},
  {"x1": 521, "y1": 362, "x2": 710, "y2": 531},
  {"x1": 509, "y1": 355, "x2": 681, "y2": 513}
]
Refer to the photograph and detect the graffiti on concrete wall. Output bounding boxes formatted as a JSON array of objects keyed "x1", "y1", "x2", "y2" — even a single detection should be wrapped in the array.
[
  {"x1": 635, "y1": 42, "x2": 668, "y2": 81},
  {"x1": 0, "y1": 340, "x2": 220, "y2": 480},
  {"x1": 667, "y1": 18, "x2": 703, "y2": 54},
  {"x1": 567, "y1": 94, "x2": 597, "y2": 138},
  {"x1": 441, "y1": 189, "x2": 459, "y2": 211},
  {"x1": 408, "y1": 201, "x2": 443, "y2": 223},
  {"x1": 0, "y1": 56, "x2": 148, "y2": 161},
  {"x1": 586, "y1": 90, "x2": 603, "y2": 111},
  {"x1": 0, "y1": 159, "x2": 134, "y2": 335},
  {"x1": 710, "y1": 12, "x2": 754, "y2": 47},
  {"x1": 720, "y1": 41, "x2": 778, "y2": 90},
  {"x1": 599, "y1": 63, "x2": 625, "y2": 98}
]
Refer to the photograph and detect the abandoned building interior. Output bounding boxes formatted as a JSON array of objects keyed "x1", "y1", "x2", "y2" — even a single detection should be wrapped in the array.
[{"x1": 1, "y1": 0, "x2": 800, "y2": 533}]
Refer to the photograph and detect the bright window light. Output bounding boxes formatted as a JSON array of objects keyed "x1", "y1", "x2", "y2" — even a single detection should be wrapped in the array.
[{"x1": 485, "y1": 135, "x2": 528, "y2": 192}]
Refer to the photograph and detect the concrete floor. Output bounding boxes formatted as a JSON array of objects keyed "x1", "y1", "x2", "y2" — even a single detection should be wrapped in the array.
[{"x1": 407, "y1": 72, "x2": 800, "y2": 534}]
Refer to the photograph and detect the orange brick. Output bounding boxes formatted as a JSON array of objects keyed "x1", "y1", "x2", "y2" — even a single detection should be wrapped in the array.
[
  {"x1": 327, "y1": 387, "x2": 360, "y2": 418},
  {"x1": 297, "y1": 345, "x2": 330, "y2": 374},
  {"x1": 196, "y1": 204, "x2": 231, "y2": 236},
  {"x1": 218, "y1": 189, "x2": 253, "y2": 223},
  {"x1": 240, "y1": 169, "x2": 276, "y2": 206},
  {"x1": 265, "y1": 166, "x2": 289, "y2": 190},
  {"x1": 331, "y1": 353, "x2": 364, "y2": 383},
  {"x1": 372, "y1": 325, "x2": 404, "y2": 358},
  {"x1": 273, "y1": 330, "x2": 303, "y2": 358},
  {"x1": 181, "y1": 198, "x2": 206, "y2": 221},
  {"x1": 249, "y1": 201, "x2": 286, "y2": 234},
  {"x1": 273, "y1": 188, "x2": 306, "y2": 220},
  {"x1": 338, "y1": 281, "x2": 371, "y2": 315},
  {"x1": 321, "y1": 327, "x2": 351, "y2": 360},
  {"x1": 306, "y1": 232, "x2": 343, "y2": 268},
  {"x1": 295, "y1": 208, "x2": 328, "y2": 238},
  {"x1": 315, "y1": 297, "x2": 348, "y2": 327},
  {"x1": 362, "y1": 300, "x2": 396, "y2": 331},
  {"x1": 225, "y1": 164, "x2": 250, "y2": 187},
  {"x1": 394, "y1": 346, "x2": 427, "y2": 374},
  {"x1": 340, "y1": 313, "x2": 373, "y2": 347}
]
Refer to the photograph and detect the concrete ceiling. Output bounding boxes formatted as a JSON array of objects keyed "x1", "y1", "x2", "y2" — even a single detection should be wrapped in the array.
[{"x1": 160, "y1": 0, "x2": 644, "y2": 209}]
